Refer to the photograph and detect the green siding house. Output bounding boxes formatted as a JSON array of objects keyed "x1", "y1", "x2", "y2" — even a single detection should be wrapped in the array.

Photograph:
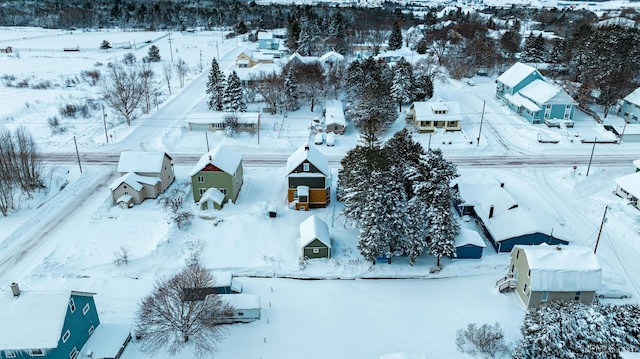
[
  {"x1": 0, "y1": 285, "x2": 100, "y2": 359},
  {"x1": 299, "y1": 215, "x2": 331, "y2": 259},
  {"x1": 497, "y1": 62, "x2": 576, "y2": 124},
  {"x1": 190, "y1": 146, "x2": 243, "y2": 209}
]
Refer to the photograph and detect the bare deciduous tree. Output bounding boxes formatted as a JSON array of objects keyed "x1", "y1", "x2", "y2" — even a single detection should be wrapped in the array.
[
  {"x1": 162, "y1": 62, "x2": 173, "y2": 95},
  {"x1": 134, "y1": 263, "x2": 234, "y2": 359},
  {"x1": 139, "y1": 62, "x2": 157, "y2": 114},
  {"x1": 176, "y1": 58, "x2": 187, "y2": 88},
  {"x1": 455, "y1": 322, "x2": 510, "y2": 359},
  {"x1": 101, "y1": 62, "x2": 145, "y2": 125},
  {"x1": 250, "y1": 71, "x2": 284, "y2": 114}
]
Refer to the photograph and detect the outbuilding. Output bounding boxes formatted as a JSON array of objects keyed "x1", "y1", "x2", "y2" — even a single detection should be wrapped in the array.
[
  {"x1": 453, "y1": 229, "x2": 486, "y2": 259},
  {"x1": 217, "y1": 294, "x2": 261, "y2": 323},
  {"x1": 299, "y1": 215, "x2": 331, "y2": 259}
]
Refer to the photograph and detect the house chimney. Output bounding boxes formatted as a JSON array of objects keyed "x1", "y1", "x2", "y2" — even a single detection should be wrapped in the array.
[
  {"x1": 209, "y1": 155, "x2": 212, "y2": 160},
  {"x1": 556, "y1": 245, "x2": 562, "y2": 251},
  {"x1": 304, "y1": 143, "x2": 310, "y2": 151},
  {"x1": 10, "y1": 282, "x2": 20, "y2": 297},
  {"x1": 500, "y1": 182, "x2": 505, "y2": 188},
  {"x1": 489, "y1": 205, "x2": 495, "y2": 219}
]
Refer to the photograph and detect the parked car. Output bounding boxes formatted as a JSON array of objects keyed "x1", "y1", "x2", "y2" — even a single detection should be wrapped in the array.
[
  {"x1": 597, "y1": 289, "x2": 633, "y2": 299},
  {"x1": 325, "y1": 132, "x2": 335, "y2": 146},
  {"x1": 465, "y1": 79, "x2": 476, "y2": 86},
  {"x1": 314, "y1": 132, "x2": 323, "y2": 145}
]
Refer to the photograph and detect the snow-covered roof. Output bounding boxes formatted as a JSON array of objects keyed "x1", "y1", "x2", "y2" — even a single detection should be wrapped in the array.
[
  {"x1": 185, "y1": 112, "x2": 259, "y2": 125},
  {"x1": 505, "y1": 93, "x2": 540, "y2": 112},
  {"x1": 411, "y1": 101, "x2": 461, "y2": 121},
  {"x1": 515, "y1": 244, "x2": 602, "y2": 292},
  {"x1": 285, "y1": 143, "x2": 329, "y2": 177},
  {"x1": 380, "y1": 353, "x2": 427, "y2": 359},
  {"x1": 497, "y1": 62, "x2": 540, "y2": 88},
  {"x1": 319, "y1": 51, "x2": 344, "y2": 63},
  {"x1": 518, "y1": 79, "x2": 574, "y2": 105},
  {"x1": 200, "y1": 187, "x2": 225, "y2": 205},
  {"x1": 615, "y1": 172, "x2": 640, "y2": 198},
  {"x1": 455, "y1": 229, "x2": 486, "y2": 248},
  {"x1": 218, "y1": 294, "x2": 260, "y2": 309},
  {"x1": 234, "y1": 63, "x2": 282, "y2": 81},
  {"x1": 324, "y1": 100, "x2": 346, "y2": 126},
  {"x1": 115, "y1": 194, "x2": 133, "y2": 204},
  {"x1": 597, "y1": 17, "x2": 636, "y2": 28},
  {"x1": 633, "y1": 159, "x2": 640, "y2": 170},
  {"x1": 299, "y1": 215, "x2": 331, "y2": 248},
  {"x1": 297, "y1": 185, "x2": 309, "y2": 196},
  {"x1": 81, "y1": 323, "x2": 132, "y2": 359},
  {"x1": 288, "y1": 52, "x2": 318, "y2": 64},
  {"x1": 257, "y1": 31, "x2": 273, "y2": 40},
  {"x1": 455, "y1": 175, "x2": 570, "y2": 243},
  {"x1": 624, "y1": 88, "x2": 640, "y2": 106},
  {"x1": 117, "y1": 151, "x2": 169, "y2": 173},
  {"x1": 109, "y1": 172, "x2": 160, "y2": 191},
  {"x1": 189, "y1": 146, "x2": 242, "y2": 176},
  {"x1": 213, "y1": 271, "x2": 233, "y2": 287},
  {"x1": 622, "y1": 124, "x2": 640, "y2": 135},
  {"x1": 0, "y1": 290, "x2": 95, "y2": 350}
]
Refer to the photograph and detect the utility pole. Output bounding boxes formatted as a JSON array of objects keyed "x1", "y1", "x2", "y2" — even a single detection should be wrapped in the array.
[
  {"x1": 205, "y1": 131, "x2": 210, "y2": 152},
  {"x1": 199, "y1": 50, "x2": 203, "y2": 72},
  {"x1": 619, "y1": 121, "x2": 627, "y2": 145},
  {"x1": 215, "y1": 40, "x2": 220, "y2": 61},
  {"x1": 168, "y1": 32, "x2": 174, "y2": 62},
  {"x1": 477, "y1": 101, "x2": 486, "y2": 146},
  {"x1": 594, "y1": 206, "x2": 608, "y2": 254},
  {"x1": 428, "y1": 132, "x2": 432, "y2": 151},
  {"x1": 102, "y1": 106, "x2": 108, "y2": 143},
  {"x1": 73, "y1": 136, "x2": 82, "y2": 173},
  {"x1": 586, "y1": 138, "x2": 597, "y2": 176}
]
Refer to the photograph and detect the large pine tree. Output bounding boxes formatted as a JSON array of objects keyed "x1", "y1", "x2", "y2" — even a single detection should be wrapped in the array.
[
  {"x1": 283, "y1": 67, "x2": 299, "y2": 112},
  {"x1": 390, "y1": 58, "x2": 414, "y2": 111},
  {"x1": 388, "y1": 21, "x2": 403, "y2": 51},
  {"x1": 206, "y1": 58, "x2": 226, "y2": 111},
  {"x1": 222, "y1": 70, "x2": 246, "y2": 112}
]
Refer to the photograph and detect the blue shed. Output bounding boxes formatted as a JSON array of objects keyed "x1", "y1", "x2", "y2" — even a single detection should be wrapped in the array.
[
  {"x1": 453, "y1": 229, "x2": 486, "y2": 259},
  {"x1": 0, "y1": 286, "x2": 100, "y2": 359}
]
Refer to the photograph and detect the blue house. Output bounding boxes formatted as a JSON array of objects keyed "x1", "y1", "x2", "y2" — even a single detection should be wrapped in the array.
[
  {"x1": 496, "y1": 62, "x2": 576, "y2": 124},
  {"x1": 454, "y1": 174, "x2": 570, "y2": 253},
  {"x1": 0, "y1": 286, "x2": 100, "y2": 359},
  {"x1": 453, "y1": 229, "x2": 486, "y2": 259},
  {"x1": 257, "y1": 31, "x2": 279, "y2": 50}
]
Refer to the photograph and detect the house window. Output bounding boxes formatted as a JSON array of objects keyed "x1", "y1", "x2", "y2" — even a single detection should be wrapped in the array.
[
  {"x1": 6, "y1": 352, "x2": 16, "y2": 358},
  {"x1": 574, "y1": 291, "x2": 581, "y2": 301},
  {"x1": 566, "y1": 105, "x2": 571, "y2": 108},
  {"x1": 541, "y1": 291, "x2": 549, "y2": 302},
  {"x1": 510, "y1": 264, "x2": 514, "y2": 274},
  {"x1": 238, "y1": 312, "x2": 244, "y2": 316},
  {"x1": 334, "y1": 125, "x2": 338, "y2": 130},
  {"x1": 69, "y1": 347, "x2": 79, "y2": 359},
  {"x1": 313, "y1": 248, "x2": 320, "y2": 254},
  {"x1": 516, "y1": 250, "x2": 519, "y2": 259},
  {"x1": 197, "y1": 175, "x2": 205, "y2": 183},
  {"x1": 523, "y1": 283, "x2": 527, "y2": 292},
  {"x1": 69, "y1": 298, "x2": 76, "y2": 313},
  {"x1": 514, "y1": 268, "x2": 519, "y2": 280},
  {"x1": 83, "y1": 303, "x2": 90, "y2": 315},
  {"x1": 124, "y1": 191, "x2": 129, "y2": 195},
  {"x1": 28, "y1": 350, "x2": 44, "y2": 357},
  {"x1": 88, "y1": 325, "x2": 95, "y2": 335},
  {"x1": 303, "y1": 163, "x2": 310, "y2": 172},
  {"x1": 218, "y1": 188, "x2": 227, "y2": 195},
  {"x1": 199, "y1": 188, "x2": 207, "y2": 195},
  {"x1": 527, "y1": 269, "x2": 531, "y2": 277},
  {"x1": 62, "y1": 329, "x2": 71, "y2": 343}
]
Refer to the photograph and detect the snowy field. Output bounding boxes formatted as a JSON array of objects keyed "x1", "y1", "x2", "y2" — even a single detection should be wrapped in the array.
[{"x1": 1, "y1": 26, "x2": 640, "y2": 359}]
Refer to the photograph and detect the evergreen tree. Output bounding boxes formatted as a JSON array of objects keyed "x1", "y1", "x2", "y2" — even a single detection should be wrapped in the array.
[
  {"x1": 349, "y1": 78, "x2": 397, "y2": 133},
  {"x1": 520, "y1": 33, "x2": 545, "y2": 62},
  {"x1": 388, "y1": 21, "x2": 403, "y2": 51},
  {"x1": 147, "y1": 45, "x2": 161, "y2": 62},
  {"x1": 390, "y1": 58, "x2": 414, "y2": 111},
  {"x1": 283, "y1": 67, "x2": 299, "y2": 111},
  {"x1": 206, "y1": 58, "x2": 226, "y2": 111},
  {"x1": 223, "y1": 71, "x2": 245, "y2": 112},
  {"x1": 416, "y1": 38, "x2": 428, "y2": 55},
  {"x1": 285, "y1": 14, "x2": 301, "y2": 53},
  {"x1": 344, "y1": 60, "x2": 364, "y2": 99}
]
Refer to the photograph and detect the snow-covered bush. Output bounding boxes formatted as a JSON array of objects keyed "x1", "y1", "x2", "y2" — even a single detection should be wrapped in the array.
[{"x1": 455, "y1": 322, "x2": 510, "y2": 358}]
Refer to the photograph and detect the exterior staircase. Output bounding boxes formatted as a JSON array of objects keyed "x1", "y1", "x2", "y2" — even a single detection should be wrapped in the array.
[{"x1": 496, "y1": 275, "x2": 516, "y2": 293}]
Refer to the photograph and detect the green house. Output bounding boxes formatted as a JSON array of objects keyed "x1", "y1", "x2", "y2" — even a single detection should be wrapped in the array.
[
  {"x1": 190, "y1": 146, "x2": 243, "y2": 209},
  {"x1": 0, "y1": 286, "x2": 100, "y2": 359},
  {"x1": 299, "y1": 215, "x2": 331, "y2": 259}
]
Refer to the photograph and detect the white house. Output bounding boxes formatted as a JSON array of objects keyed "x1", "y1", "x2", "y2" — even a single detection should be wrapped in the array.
[
  {"x1": 621, "y1": 87, "x2": 640, "y2": 124},
  {"x1": 614, "y1": 171, "x2": 640, "y2": 210},
  {"x1": 110, "y1": 152, "x2": 174, "y2": 207},
  {"x1": 324, "y1": 99, "x2": 346, "y2": 135},
  {"x1": 185, "y1": 112, "x2": 259, "y2": 133},
  {"x1": 410, "y1": 100, "x2": 462, "y2": 133}
]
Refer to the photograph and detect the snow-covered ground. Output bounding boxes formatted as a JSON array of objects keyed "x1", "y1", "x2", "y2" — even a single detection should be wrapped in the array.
[{"x1": 1, "y1": 27, "x2": 640, "y2": 359}]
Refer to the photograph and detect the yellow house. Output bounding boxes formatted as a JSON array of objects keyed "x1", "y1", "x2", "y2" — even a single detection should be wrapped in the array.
[
  {"x1": 236, "y1": 51, "x2": 257, "y2": 68},
  {"x1": 410, "y1": 100, "x2": 462, "y2": 133}
]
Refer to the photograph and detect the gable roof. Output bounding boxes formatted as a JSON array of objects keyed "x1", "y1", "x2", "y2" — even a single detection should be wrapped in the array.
[
  {"x1": 257, "y1": 31, "x2": 273, "y2": 40},
  {"x1": 624, "y1": 88, "x2": 640, "y2": 106},
  {"x1": 299, "y1": 215, "x2": 331, "y2": 248},
  {"x1": 515, "y1": 244, "x2": 601, "y2": 291},
  {"x1": 285, "y1": 143, "x2": 329, "y2": 177},
  {"x1": 497, "y1": 62, "x2": 541, "y2": 88},
  {"x1": 0, "y1": 290, "x2": 95, "y2": 350},
  {"x1": 615, "y1": 171, "x2": 640, "y2": 198},
  {"x1": 455, "y1": 229, "x2": 486, "y2": 248},
  {"x1": 109, "y1": 172, "x2": 160, "y2": 191},
  {"x1": 518, "y1": 79, "x2": 575, "y2": 105},
  {"x1": 200, "y1": 187, "x2": 225, "y2": 205},
  {"x1": 319, "y1": 51, "x2": 344, "y2": 63},
  {"x1": 117, "y1": 152, "x2": 170, "y2": 173},
  {"x1": 411, "y1": 101, "x2": 461, "y2": 121},
  {"x1": 288, "y1": 52, "x2": 318, "y2": 64},
  {"x1": 324, "y1": 99, "x2": 346, "y2": 126},
  {"x1": 189, "y1": 146, "x2": 242, "y2": 176}
]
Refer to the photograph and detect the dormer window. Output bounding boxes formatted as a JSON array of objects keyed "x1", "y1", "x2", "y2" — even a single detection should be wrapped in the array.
[{"x1": 303, "y1": 163, "x2": 310, "y2": 172}]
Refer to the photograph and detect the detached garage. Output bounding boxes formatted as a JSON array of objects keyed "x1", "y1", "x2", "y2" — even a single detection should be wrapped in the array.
[
  {"x1": 453, "y1": 229, "x2": 486, "y2": 259},
  {"x1": 299, "y1": 215, "x2": 331, "y2": 259}
]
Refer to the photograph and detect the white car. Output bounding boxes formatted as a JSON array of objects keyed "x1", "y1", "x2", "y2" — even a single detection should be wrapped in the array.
[
  {"x1": 325, "y1": 132, "x2": 335, "y2": 146},
  {"x1": 597, "y1": 289, "x2": 633, "y2": 299},
  {"x1": 465, "y1": 79, "x2": 476, "y2": 86},
  {"x1": 314, "y1": 132, "x2": 323, "y2": 145}
]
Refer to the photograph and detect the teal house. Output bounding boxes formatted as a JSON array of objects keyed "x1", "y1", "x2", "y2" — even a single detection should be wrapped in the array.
[
  {"x1": 496, "y1": 62, "x2": 576, "y2": 124},
  {"x1": 190, "y1": 146, "x2": 243, "y2": 210},
  {"x1": 0, "y1": 285, "x2": 100, "y2": 359}
]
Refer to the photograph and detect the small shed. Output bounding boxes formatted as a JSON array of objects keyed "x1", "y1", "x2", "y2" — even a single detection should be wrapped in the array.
[
  {"x1": 453, "y1": 229, "x2": 486, "y2": 259},
  {"x1": 80, "y1": 323, "x2": 132, "y2": 359},
  {"x1": 614, "y1": 171, "x2": 640, "y2": 210},
  {"x1": 217, "y1": 294, "x2": 261, "y2": 323},
  {"x1": 299, "y1": 215, "x2": 331, "y2": 259},
  {"x1": 0, "y1": 46, "x2": 13, "y2": 53}
]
